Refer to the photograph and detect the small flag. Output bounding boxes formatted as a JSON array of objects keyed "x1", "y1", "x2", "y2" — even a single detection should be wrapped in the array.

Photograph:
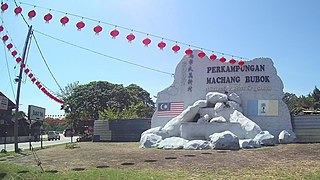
[
  {"x1": 157, "y1": 102, "x2": 184, "y2": 117},
  {"x1": 247, "y1": 100, "x2": 278, "y2": 116}
]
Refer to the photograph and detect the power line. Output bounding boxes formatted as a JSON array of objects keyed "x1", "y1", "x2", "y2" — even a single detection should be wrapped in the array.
[
  {"x1": 3, "y1": 44, "x2": 16, "y2": 99},
  {"x1": 32, "y1": 33, "x2": 64, "y2": 93},
  {"x1": 33, "y1": 29, "x2": 174, "y2": 76}
]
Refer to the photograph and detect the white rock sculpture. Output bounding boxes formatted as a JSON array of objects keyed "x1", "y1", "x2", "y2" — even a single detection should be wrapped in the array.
[
  {"x1": 161, "y1": 103, "x2": 200, "y2": 137},
  {"x1": 183, "y1": 140, "x2": 211, "y2": 150},
  {"x1": 209, "y1": 131, "x2": 240, "y2": 150},
  {"x1": 157, "y1": 137, "x2": 189, "y2": 150},
  {"x1": 239, "y1": 139, "x2": 261, "y2": 149},
  {"x1": 253, "y1": 131, "x2": 276, "y2": 146},
  {"x1": 197, "y1": 114, "x2": 210, "y2": 123},
  {"x1": 229, "y1": 110, "x2": 262, "y2": 139},
  {"x1": 139, "y1": 133, "x2": 162, "y2": 148},
  {"x1": 278, "y1": 130, "x2": 296, "y2": 144},
  {"x1": 228, "y1": 93, "x2": 242, "y2": 104},
  {"x1": 141, "y1": 126, "x2": 169, "y2": 139},
  {"x1": 209, "y1": 116, "x2": 227, "y2": 123},
  {"x1": 206, "y1": 92, "x2": 228, "y2": 105}
]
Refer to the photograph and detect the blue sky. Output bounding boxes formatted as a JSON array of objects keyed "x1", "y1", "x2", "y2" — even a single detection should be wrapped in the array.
[{"x1": 1, "y1": 0, "x2": 319, "y2": 116}]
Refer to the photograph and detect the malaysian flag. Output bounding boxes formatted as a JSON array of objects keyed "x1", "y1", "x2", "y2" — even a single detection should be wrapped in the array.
[{"x1": 157, "y1": 102, "x2": 184, "y2": 117}]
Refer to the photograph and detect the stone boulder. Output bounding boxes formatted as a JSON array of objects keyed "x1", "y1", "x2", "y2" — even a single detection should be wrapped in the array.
[
  {"x1": 209, "y1": 116, "x2": 227, "y2": 123},
  {"x1": 206, "y1": 92, "x2": 228, "y2": 105},
  {"x1": 278, "y1": 130, "x2": 296, "y2": 144},
  {"x1": 197, "y1": 114, "x2": 210, "y2": 123},
  {"x1": 199, "y1": 107, "x2": 215, "y2": 118},
  {"x1": 157, "y1": 137, "x2": 189, "y2": 150},
  {"x1": 139, "y1": 133, "x2": 162, "y2": 148},
  {"x1": 162, "y1": 103, "x2": 200, "y2": 137},
  {"x1": 141, "y1": 126, "x2": 169, "y2": 139},
  {"x1": 253, "y1": 131, "x2": 276, "y2": 146},
  {"x1": 183, "y1": 140, "x2": 211, "y2": 150},
  {"x1": 228, "y1": 92, "x2": 241, "y2": 104},
  {"x1": 239, "y1": 139, "x2": 261, "y2": 149},
  {"x1": 193, "y1": 100, "x2": 208, "y2": 108},
  {"x1": 209, "y1": 131, "x2": 240, "y2": 150},
  {"x1": 226, "y1": 101, "x2": 243, "y2": 112},
  {"x1": 229, "y1": 110, "x2": 262, "y2": 139}
]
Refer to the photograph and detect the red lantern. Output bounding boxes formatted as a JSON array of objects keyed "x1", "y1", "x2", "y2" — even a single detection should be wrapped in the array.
[
  {"x1": 229, "y1": 58, "x2": 236, "y2": 64},
  {"x1": 28, "y1": 73, "x2": 33, "y2": 78},
  {"x1": 110, "y1": 29, "x2": 119, "y2": 39},
  {"x1": 60, "y1": 16, "x2": 69, "y2": 26},
  {"x1": 238, "y1": 60, "x2": 245, "y2": 66},
  {"x1": 28, "y1": 10, "x2": 36, "y2": 20},
  {"x1": 126, "y1": 33, "x2": 135, "y2": 42},
  {"x1": 93, "y1": 25, "x2": 103, "y2": 35},
  {"x1": 44, "y1": 13, "x2": 53, "y2": 23},
  {"x1": 198, "y1": 51, "x2": 206, "y2": 58},
  {"x1": 31, "y1": 77, "x2": 36, "y2": 83},
  {"x1": 76, "y1": 21, "x2": 85, "y2": 31},
  {"x1": 0, "y1": 25, "x2": 3, "y2": 32},
  {"x1": 142, "y1": 37, "x2": 151, "y2": 47},
  {"x1": 157, "y1": 41, "x2": 166, "y2": 50},
  {"x1": 219, "y1": 56, "x2": 226, "y2": 63},
  {"x1": 37, "y1": 84, "x2": 42, "y2": 89},
  {"x1": 185, "y1": 48, "x2": 193, "y2": 56},
  {"x1": 24, "y1": 68, "x2": 30, "y2": 74},
  {"x1": 6, "y1": 43, "x2": 13, "y2": 50},
  {"x1": 172, "y1": 44, "x2": 180, "y2": 53},
  {"x1": 14, "y1": 6, "x2": 22, "y2": 15},
  {"x1": 16, "y1": 57, "x2": 22, "y2": 63},
  {"x1": 2, "y1": 35, "x2": 9, "y2": 42},
  {"x1": 35, "y1": 81, "x2": 40, "y2": 86},
  {"x1": 1, "y1": 3, "x2": 8, "y2": 12},
  {"x1": 20, "y1": 63, "x2": 25, "y2": 68},
  {"x1": 209, "y1": 54, "x2": 217, "y2": 61},
  {"x1": 11, "y1": 50, "x2": 18, "y2": 57}
]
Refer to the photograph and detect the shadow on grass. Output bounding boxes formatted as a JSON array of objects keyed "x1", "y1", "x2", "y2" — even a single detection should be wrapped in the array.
[
  {"x1": 72, "y1": 168, "x2": 85, "y2": 171},
  {"x1": 96, "y1": 165, "x2": 109, "y2": 168},
  {"x1": 17, "y1": 170, "x2": 29, "y2": 174},
  {"x1": 45, "y1": 170, "x2": 59, "y2": 173},
  {"x1": 0, "y1": 173, "x2": 7, "y2": 179}
]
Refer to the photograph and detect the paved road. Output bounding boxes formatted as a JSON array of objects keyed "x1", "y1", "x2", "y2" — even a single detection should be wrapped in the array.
[{"x1": 2, "y1": 134, "x2": 79, "y2": 152}]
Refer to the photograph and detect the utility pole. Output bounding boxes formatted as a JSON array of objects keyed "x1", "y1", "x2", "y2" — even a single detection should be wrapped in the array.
[{"x1": 14, "y1": 25, "x2": 33, "y2": 153}]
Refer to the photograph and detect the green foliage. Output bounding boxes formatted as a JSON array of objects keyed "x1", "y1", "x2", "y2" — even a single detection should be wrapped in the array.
[
  {"x1": 59, "y1": 81, "x2": 155, "y2": 128},
  {"x1": 42, "y1": 118, "x2": 70, "y2": 132},
  {"x1": 284, "y1": 86, "x2": 320, "y2": 115},
  {"x1": 99, "y1": 102, "x2": 153, "y2": 120}
]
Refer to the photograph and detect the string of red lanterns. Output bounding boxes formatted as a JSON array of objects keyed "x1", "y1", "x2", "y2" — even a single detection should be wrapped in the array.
[
  {"x1": 9, "y1": 1, "x2": 247, "y2": 66},
  {"x1": 0, "y1": 25, "x2": 65, "y2": 104}
]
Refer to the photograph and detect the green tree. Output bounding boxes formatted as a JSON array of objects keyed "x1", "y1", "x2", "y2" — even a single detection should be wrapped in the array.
[
  {"x1": 62, "y1": 81, "x2": 155, "y2": 128},
  {"x1": 312, "y1": 86, "x2": 320, "y2": 110}
]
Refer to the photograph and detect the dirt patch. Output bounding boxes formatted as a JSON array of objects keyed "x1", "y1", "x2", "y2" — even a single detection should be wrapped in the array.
[{"x1": 9, "y1": 142, "x2": 320, "y2": 173}]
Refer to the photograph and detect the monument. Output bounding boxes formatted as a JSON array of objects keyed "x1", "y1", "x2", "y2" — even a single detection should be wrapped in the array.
[{"x1": 140, "y1": 50, "x2": 295, "y2": 149}]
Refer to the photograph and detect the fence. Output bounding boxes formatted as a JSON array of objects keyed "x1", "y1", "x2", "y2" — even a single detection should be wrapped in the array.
[
  {"x1": 93, "y1": 119, "x2": 151, "y2": 142},
  {"x1": 292, "y1": 115, "x2": 320, "y2": 143}
]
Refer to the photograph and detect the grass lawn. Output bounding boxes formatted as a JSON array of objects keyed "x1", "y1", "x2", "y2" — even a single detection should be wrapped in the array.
[
  {"x1": 1, "y1": 142, "x2": 320, "y2": 179},
  {"x1": 1, "y1": 161, "x2": 320, "y2": 180}
]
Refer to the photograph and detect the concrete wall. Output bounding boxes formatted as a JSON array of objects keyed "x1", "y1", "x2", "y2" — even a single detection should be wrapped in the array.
[
  {"x1": 93, "y1": 119, "x2": 151, "y2": 142},
  {"x1": 292, "y1": 115, "x2": 320, "y2": 143}
]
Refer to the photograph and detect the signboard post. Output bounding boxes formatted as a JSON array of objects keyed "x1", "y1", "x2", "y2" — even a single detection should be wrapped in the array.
[{"x1": 28, "y1": 105, "x2": 45, "y2": 150}]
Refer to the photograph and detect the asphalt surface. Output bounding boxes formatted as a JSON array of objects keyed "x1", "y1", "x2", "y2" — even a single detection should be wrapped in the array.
[{"x1": 1, "y1": 134, "x2": 79, "y2": 152}]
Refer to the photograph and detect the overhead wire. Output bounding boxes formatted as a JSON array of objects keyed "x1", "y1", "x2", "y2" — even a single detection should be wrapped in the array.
[
  {"x1": 3, "y1": 43, "x2": 16, "y2": 99},
  {"x1": 32, "y1": 34, "x2": 64, "y2": 92},
  {"x1": 33, "y1": 29, "x2": 174, "y2": 76}
]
